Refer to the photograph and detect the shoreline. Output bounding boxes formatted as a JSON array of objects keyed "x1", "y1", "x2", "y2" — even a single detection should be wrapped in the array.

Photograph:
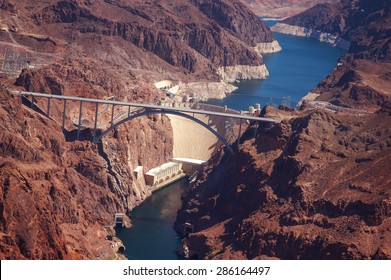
[
  {"x1": 260, "y1": 17, "x2": 286, "y2": 21},
  {"x1": 270, "y1": 23, "x2": 351, "y2": 51},
  {"x1": 155, "y1": 39, "x2": 282, "y2": 102}
]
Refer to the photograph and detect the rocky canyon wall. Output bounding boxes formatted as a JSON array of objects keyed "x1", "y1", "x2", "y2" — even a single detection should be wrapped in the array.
[
  {"x1": 176, "y1": 106, "x2": 391, "y2": 259},
  {"x1": 0, "y1": 87, "x2": 173, "y2": 259}
]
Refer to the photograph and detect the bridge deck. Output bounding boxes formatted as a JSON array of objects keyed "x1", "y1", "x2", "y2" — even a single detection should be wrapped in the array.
[{"x1": 9, "y1": 89, "x2": 278, "y2": 123}]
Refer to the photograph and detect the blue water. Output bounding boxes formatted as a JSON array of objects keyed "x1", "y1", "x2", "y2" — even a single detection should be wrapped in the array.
[
  {"x1": 208, "y1": 22, "x2": 346, "y2": 110},
  {"x1": 116, "y1": 24, "x2": 346, "y2": 260},
  {"x1": 116, "y1": 179, "x2": 188, "y2": 260}
]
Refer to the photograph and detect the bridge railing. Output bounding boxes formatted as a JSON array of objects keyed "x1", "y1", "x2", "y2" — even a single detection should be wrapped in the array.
[
  {"x1": 160, "y1": 101, "x2": 242, "y2": 116},
  {"x1": 195, "y1": 103, "x2": 241, "y2": 115}
]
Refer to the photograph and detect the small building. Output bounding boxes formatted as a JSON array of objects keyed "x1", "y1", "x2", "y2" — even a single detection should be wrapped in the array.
[
  {"x1": 114, "y1": 213, "x2": 125, "y2": 227},
  {"x1": 171, "y1": 158, "x2": 206, "y2": 175},
  {"x1": 133, "y1": 166, "x2": 143, "y2": 180},
  {"x1": 144, "y1": 162, "x2": 183, "y2": 186}
]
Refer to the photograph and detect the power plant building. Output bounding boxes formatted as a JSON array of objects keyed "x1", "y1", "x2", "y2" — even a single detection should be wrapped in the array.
[{"x1": 144, "y1": 162, "x2": 183, "y2": 186}]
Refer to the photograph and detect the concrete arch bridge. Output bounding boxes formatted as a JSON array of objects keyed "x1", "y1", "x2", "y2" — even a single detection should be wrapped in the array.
[{"x1": 9, "y1": 89, "x2": 278, "y2": 187}]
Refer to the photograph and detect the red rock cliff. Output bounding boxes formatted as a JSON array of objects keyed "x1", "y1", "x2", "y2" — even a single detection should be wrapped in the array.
[{"x1": 176, "y1": 106, "x2": 391, "y2": 259}]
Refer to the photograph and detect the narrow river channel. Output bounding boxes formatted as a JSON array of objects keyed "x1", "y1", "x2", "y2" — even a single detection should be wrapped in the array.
[{"x1": 116, "y1": 179, "x2": 188, "y2": 260}]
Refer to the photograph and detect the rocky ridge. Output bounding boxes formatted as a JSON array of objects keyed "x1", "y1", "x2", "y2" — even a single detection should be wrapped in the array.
[
  {"x1": 276, "y1": 0, "x2": 391, "y2": 59},
  {"x1": 0, "y1": 0, "x2": 281, "y2": 99},
  {"x1": 286, "y1": 0, "x2": 391, "y2": 111},
  {"x1": 30, "y1": 0, "x2": 279, "y2": 82}
]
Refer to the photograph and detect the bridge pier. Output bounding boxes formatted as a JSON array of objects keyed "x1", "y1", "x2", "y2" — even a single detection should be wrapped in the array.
[
  {"x1": 93, "y1": 102, "x2": 99, "y2": 138},
  {"x1": 77, "y1": 101, "x2": 83, "y2": 140},
  {"x1": 46, "y1": 97, "x2": 51, "y2": 118},
  {"x1": 237, "y1": 118, "x2": 243, "y2": 148},
  {"x1": 62, "y1": 100, "x2": 67, "y2": 130},
  {"x1": 110, "y1": 104, "x2": 115, "y2": 127}
]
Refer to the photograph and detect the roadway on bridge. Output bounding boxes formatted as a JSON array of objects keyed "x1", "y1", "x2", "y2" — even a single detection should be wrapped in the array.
[{"x1": 9, "y1": 89, "x2": 278, "y2": 123}]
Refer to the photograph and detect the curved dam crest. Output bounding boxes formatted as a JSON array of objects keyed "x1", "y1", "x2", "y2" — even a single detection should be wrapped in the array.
[{"x1": 168, "y1": 114, "x2": 225, "y2": 161}]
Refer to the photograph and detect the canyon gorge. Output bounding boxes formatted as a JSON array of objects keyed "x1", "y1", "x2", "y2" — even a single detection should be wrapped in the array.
[{"x1": 0, "y1": 0, "x2": 390, "y2": 260}]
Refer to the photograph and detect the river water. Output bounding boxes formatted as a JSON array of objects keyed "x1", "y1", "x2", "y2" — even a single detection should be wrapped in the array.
[
  {"x1": 116, "y1": 21, "x2": 346, "y2": 260},
  {"x1": 116, "y1": 179, "x2": 188, "y2": 260}
]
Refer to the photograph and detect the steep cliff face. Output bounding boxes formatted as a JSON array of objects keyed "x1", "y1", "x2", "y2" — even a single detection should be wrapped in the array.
[
  {"x1": 176, "y1": 108, "x2": 391, "y2": 259},
  {"x1": 0, "y1": 83, "x2": 173, "y2": 259},
  {"x1": 192, "y1": 0, "x2": 275, "y2": 45},
  {"x1": 279, "y1": 0, "x2": 391, "y2": 60},
  {"x1": 27, "y1": 0, "x2": 277, "y2": 80}
]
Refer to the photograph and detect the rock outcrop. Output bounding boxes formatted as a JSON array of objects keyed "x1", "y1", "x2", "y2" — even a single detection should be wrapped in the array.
[
  {"x1": 29, "y1": 0, "x2": 278, "y2": 82},
  {"x1": 279, "y1": 0, "x2": 391, "y2": 60},
  {"x1": 254, "y1": 40, "x2": 282, "y2": 54},
  {"x1": 274, "y1": 0, "x2": 391, "y2": 111},
  {"x1": 218, "y1": 65, "x2": 269, "y2": 82}
]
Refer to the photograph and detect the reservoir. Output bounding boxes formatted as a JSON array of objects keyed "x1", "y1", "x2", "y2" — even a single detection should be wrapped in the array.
[
  {"x1": 208, "y1": 21, "x2": 346, "y2": 110},
  {"x1": 116, "y1": 22, "x2": 346, "y2": 260}
]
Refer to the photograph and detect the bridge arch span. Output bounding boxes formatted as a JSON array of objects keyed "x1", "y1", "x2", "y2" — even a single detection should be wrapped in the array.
[{"x1": 94, "y1": 109, "x2": 235, "y2": 155}]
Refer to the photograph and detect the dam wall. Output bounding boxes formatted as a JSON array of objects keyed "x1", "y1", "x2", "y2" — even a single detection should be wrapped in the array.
[{"x1": 168, "y1": 112, "x2": 228, "y2": 162}]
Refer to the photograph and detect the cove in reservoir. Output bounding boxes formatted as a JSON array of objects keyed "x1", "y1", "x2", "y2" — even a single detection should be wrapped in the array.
[{"x1": 116, "y1": 21, "x2": 346, "y2": 260}]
